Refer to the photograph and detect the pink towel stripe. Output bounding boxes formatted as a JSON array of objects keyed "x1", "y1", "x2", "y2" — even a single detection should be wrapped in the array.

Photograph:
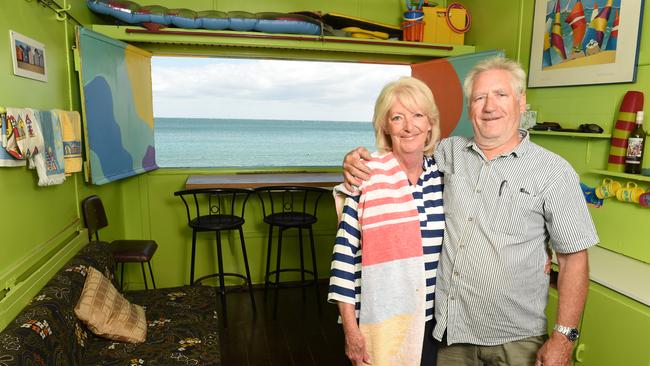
[
  {"x1": 363, "y1": 180, "x2": 411, "y2": 191},
  {"x1": 369, "y1": 163, "x2": 406, "y2": 177},
  {"x1": 372, "y1": 153, "x2": 398, "y2": 164},
  {"x1": 360, "y1": 210, "x2": 421, "y2": 227},
  {"x1": 362, "y1": 222, "x2": 423, "y2": 265},
  {"x1": 362, "y1": 193, "x2": 417, "y2": 210},
  {"x1": 359, "y1": 152, "x2": 423, "y2": 265}
]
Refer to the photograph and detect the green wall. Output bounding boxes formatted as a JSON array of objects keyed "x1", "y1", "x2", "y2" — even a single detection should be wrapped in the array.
[
  {"x1": 0, "y1": 1, "x2": 129, "y2": 294},
  {"x1": 0, "y1": 3, "x2": 74, "y2": 246}
]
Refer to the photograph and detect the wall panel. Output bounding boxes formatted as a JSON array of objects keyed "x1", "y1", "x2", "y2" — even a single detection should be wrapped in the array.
[{"x1": 0, "y1": 1, "x2": 80, "y2": 283}]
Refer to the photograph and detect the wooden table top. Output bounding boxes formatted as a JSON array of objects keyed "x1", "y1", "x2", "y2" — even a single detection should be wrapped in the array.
[{"x1": 185, "y1": 172, "x2": 343, "y2": 189}]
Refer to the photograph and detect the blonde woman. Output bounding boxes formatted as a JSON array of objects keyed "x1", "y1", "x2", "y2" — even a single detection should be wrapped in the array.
[{"x1": 328, "y1": 77, "x2": 444, "y2": 366}]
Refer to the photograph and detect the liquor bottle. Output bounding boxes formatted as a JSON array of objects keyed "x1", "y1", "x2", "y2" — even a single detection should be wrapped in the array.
[{"x1": 625, "y1": 111, "x2": 646, "y2": 174}]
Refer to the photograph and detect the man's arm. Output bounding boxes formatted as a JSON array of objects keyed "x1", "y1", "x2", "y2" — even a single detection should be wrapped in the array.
[
  {"x1": 342, "y1": 147, "x2": 372, "y2": 191},
  {"x1": 536, "y1": 249, "x2": 589, "y2": 366}
]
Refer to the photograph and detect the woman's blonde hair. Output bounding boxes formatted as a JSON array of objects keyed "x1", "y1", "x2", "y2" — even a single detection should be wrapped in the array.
[{"x1": 373, "y1": 77, "x2": 440, "y2": 156}]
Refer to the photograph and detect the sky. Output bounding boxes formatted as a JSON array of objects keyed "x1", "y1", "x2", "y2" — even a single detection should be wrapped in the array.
[{"x1": 151, "y1": 56, "x2": 410, "y2": 122}]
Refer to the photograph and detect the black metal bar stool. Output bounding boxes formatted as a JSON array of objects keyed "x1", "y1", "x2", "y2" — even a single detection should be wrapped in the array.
[
  {"x1": 81, "y1": 195, "x2": 158, "y2": 291},
  {"x1": 174, "y1": 188, "x2": 256, "y2": 326},
  {"x1": 254, "y1": 185, "x2": 329, "y2": 318}
]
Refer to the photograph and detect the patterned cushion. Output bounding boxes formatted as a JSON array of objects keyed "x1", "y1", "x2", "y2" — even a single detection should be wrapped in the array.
[{"x1": 74, "y1": 267, "x2": 147, "y2": 343}]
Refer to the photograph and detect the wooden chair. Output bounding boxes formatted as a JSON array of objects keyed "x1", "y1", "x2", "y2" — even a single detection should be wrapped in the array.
[{"x1": 81, "y1": 195, "x2": 158, "y2": 290}]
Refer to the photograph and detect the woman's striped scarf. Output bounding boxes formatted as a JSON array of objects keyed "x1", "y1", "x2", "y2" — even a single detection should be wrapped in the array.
[{"x1": 357, "y1": 152, "x2": 425, "y2": 366}]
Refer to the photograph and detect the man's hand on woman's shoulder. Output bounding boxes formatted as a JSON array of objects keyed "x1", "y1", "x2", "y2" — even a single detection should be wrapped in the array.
[{"x1": 343, "y1": 147, "x2": 372, "y2": 191}]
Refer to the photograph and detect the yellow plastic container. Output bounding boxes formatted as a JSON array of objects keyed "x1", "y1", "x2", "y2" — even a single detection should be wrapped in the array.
[{"x1": 422, "y1": 6, "x2": 467, "y2": 45}]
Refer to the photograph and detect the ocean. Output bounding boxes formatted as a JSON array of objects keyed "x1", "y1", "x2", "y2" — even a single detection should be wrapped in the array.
[{"x1": 154, "y1": 118, "x2": 376, "y2": 168}]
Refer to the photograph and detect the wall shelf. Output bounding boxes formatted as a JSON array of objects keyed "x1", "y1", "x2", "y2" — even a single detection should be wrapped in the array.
[
  {"x1": 588, "y1": 169, "x2": 650, "y2": 183},
  {"x1": 529, "y1": 130, "x2": 611, "y2": 139},
  {"x1": 90, "y1": 25, "x2": 476, "y2": 61},
  {"x1": 529, "y1": 130, "x2": 612, "y2": 167}
]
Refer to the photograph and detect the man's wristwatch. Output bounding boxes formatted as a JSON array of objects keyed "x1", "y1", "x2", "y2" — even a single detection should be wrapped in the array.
[{"x1": 553, "y1": 324, "x2": 580, "y2": 342}]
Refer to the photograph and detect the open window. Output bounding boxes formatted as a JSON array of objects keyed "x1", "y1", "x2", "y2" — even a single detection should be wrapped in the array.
[{"x1": 151, "y1": 57, "x2": 409, "y2": 168}]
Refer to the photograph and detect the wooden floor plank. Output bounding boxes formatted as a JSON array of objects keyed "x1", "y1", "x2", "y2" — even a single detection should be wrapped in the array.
[{"x1": 217, "y1": 285, "x2": 348, "y2": 365}]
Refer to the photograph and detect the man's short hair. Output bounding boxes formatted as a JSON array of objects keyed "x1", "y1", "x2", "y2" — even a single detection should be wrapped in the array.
[{"x1": 463, "y1": 57, "x2": 527, "y2": 103}]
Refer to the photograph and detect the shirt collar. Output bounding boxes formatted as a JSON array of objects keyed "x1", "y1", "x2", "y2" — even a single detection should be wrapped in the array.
[
  {"x1": 464, "y1": 129, "x2": 531, "y2": 159},
  {"x1": 510, "y1": 129, "x2": 532, "y2": 157}
]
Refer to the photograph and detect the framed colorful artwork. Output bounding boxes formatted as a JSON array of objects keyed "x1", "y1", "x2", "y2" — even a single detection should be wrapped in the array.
[
  {"x1": 528, "y1": 0, "x2": 643, "y2": 88},
  {"x1": 9, "y1": 30, "x2": 48, "y2": 82}
]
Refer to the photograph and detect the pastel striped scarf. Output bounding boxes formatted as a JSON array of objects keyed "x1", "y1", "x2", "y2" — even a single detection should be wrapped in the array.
[{"x1": 357, "y1": 152, "x2": 425, "y2": 366}]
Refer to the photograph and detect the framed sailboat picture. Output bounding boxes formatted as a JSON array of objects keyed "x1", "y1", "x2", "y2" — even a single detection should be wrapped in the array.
[{"x1": 528, "y1": 0, "x2": 643, "y2": 88}]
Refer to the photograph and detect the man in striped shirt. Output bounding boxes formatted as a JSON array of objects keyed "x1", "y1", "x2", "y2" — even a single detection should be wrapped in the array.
[{"x1": 342, "y1": 56, "x2": 598, "y2": 366}]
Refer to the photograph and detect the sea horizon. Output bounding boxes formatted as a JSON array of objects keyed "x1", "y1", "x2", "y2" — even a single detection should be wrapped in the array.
[
  {"x1": 154, "y1": 117, "x2": 376, "y2": 168},
  {"x1": 156, "y1": 117, "x2": 370, "y2": 123}
]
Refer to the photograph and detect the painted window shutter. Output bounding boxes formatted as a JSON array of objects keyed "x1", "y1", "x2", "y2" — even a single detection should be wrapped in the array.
[{"x1": 77, "y1": 27, "x2": 157, "y2": 185}]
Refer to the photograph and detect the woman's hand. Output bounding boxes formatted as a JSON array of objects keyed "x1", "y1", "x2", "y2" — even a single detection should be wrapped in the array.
[
  {"x1": 344, "y1": 328, "x2": 372, "y2": 365},
  {"x1": 343, "y1": 147, "x2": 372, "y2": 191},
  {"x1": 338, "y1": 301, "x2": 372, "y2": 365}
]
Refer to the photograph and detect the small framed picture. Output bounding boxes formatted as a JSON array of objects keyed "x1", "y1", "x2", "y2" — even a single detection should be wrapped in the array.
[{"x1": 10, "y1": 30, "x2": 47, "y2": 82}]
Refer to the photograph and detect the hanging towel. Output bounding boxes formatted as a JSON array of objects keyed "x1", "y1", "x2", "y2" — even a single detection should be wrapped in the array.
[
  {"x1": 5, "y1": 107, "x2": 43, "y2": 161},
  {"x1": 55, "y1": 110, "x2": 82, "y2": 175},
  {"x1": 1, "y1": 111, "x2": 26, "y2": 167},
  {"x1": 31, "y1": 110, "x2": 66, "y2": 186},
  {"x1": 24, "y1": 109, "x2": 45, "y2": 175},
  {"x1": 1, "y1": 107, "x2": 6, "y2": 148},
  {"x1": 357, "y1": 152, "x2": 425, "y2": 366},
  {"x1": 4, "y1": 108, "x2": 26, "y2": 160}
]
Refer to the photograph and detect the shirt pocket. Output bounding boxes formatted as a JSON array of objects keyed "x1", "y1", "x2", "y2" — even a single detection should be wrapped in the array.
[{"x1": 491, "y1": 187, "x2": 539, "y2": 236}]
